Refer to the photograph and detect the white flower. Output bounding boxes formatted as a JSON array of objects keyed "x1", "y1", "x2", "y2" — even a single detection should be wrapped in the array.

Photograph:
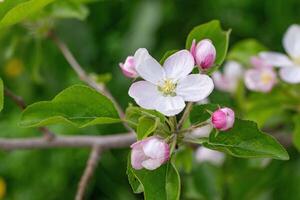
[
  {"x1": 128, "y1": 50, "x2": 214, "y2": 116},
  {"x1": 190, "y1": 123, "x2": 213, "y2": 138},
  {"x1": 259, "y1": 24, "x2": 300, "y2": 84},
  {"x1": 212, "y1": 61, "x2": 244, "y2": 93},
  {"x1": 195, "y1": 147, "x2": 225, "y2": 166}
]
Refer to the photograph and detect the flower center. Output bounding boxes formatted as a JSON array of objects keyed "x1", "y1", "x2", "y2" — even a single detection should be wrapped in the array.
[
  {"x1": 293, "y1": 56, "x2": 300, "y2": 65},
  {"x1": 261, "y1": 72, "x2": 273, "y2": 84},
  {"x1": 158, "y1": 79, "x2": 176, "y2": 96}
]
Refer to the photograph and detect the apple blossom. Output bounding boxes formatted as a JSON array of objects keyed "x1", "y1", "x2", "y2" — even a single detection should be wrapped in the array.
[
  {"x1": 130, "y1": 136, "x2": 170, "y2": 170},
  {"x1": 259, "y1": 24, "x2": 300, "y2": 83},
  {"x1": 211, "y1": 107, "x2": 235, "y2": 131},
  {"x1": 244, "y1": 57, "x2": 277, "y2": 93},
  {"x1": 190, "y1": 123, "x2": 213, "y2": 138},
  {"x1": 212, "y1": 61, "x2": 244, "y2": 93},
  {"x1": 190, "y1": 39, "x2": 216, "y2": 70},
  {"x1": 119, "y1": 48, "x2": 150, "y2": 78},
  {"x1": 128, "y1": 50, "x2": 214, "y2": 116},
  {"x1": 195, "y1": 147, "x2": 225, "y2": 166}
]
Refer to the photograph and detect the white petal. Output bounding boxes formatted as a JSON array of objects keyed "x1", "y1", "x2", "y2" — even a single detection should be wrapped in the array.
[
  {"x1": 141, "y1": 158, "x2": 163, "y2": 170},
  {"x1": 283, "y1": 24, "x2": 300, "y2": 59},
  {"x1": 259, "y1": 52, "x2": 293, "y2": 67},
  {"x1": 195, "y1": 147, "x2": 225, "y2": 166},
  {"x1": 155, "y1": 96, "x2": 185, "y2": 116},
  {"x1": 224, "y1": 61, "x2": 244, "y2": 78},
  {"x1": 279, "y1": 67, "x2": 300, "y2": 83},
  {"x1": 191, "y1": 123, "x2": 213, "y2": 138},
  {"x1": 163, "y1": 50, "x2": 194, "y2": 80},
  {"x1": 143, "y1": 138, "x2": 165, "y2": 159},
  {"x1": 176, "y1": 74, "x2": 214, "y2": 102},
  {"x1": 128, "y1": 81, "x2": 160, "y2": 109},
  {"x1": 136, "y1": 56, "x2": 165, "y2": 84},
  {"x1": 134, "y1": 48, "x2": 151, "y2": 67}
]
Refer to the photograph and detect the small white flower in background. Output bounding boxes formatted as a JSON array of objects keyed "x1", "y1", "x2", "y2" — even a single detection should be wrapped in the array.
[
  {"x1": 244, "y1": 56, "x2": 277, "y2": 93},
  {"x1": 129, "y1": 49, "x2": 214, "y2": 116},
  {"x1": 259, "y1": 24, "x2": 300, "y2": 84},
  {"x1": 190, "y1": 123, "x2": 213, "y2": 138},
  {"x1": 195, "y1": 147, "x2": 225, "y2": 166},
  {"x1": 212, "y1": 61, "x2": 244, "y2": 93},
  {"x1": 190, "y1": 39, "x2": 216, "y2": 70},
  {"x1": 131, "y1": 136, "x2": 170, "y2": 170},
  {"x1": 211, "y1": 107, "x2": 235, "y2": 131},
  {"x1": 119, "y1": 48, "x2": 150, "y2": 78}
]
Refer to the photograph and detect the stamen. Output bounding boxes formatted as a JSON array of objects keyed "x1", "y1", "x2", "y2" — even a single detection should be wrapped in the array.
[{"x1": 158, "y1": 79, "x2": 177, "y2": 96}]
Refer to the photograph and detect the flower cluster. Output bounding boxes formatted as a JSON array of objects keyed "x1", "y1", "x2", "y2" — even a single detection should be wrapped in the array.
[{"x1": 120, "y1": 39, "x2": 236, "y2": 170}]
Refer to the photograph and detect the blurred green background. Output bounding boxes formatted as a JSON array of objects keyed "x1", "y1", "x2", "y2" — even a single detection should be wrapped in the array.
[{"x1": 0, "y1": 0, "x2": 300, "y2": 199}]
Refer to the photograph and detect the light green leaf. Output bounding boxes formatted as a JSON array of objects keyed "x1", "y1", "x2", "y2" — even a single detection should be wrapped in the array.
[
  {"x1": 227, "y1": 39, "x2": 268, "y2": 66},
  {"x1": 137, "y1": 116, "x2": 159, "y2": 140},
  {"x1": 189, "y1": 119, "x2": 289, "y2": 160},
  {"x1": 174, "y1": 146, "x2": 193, "y2": 173},
  {"x1": 127, "y1": 156, "x2": 181, "y2": 200},
  {"x1": 0, "y1": 0, "x2": 55, "y2": 29},
  {"x1": 292, "y1": 114, "x2": 300, "y2": 151},
  {"x1": 185, "y1": 20, "x2": 231, "y2": 72},
  {"x1": 0, "y1": 78, "x2": 3, "y2": 112},
  {"x1": 20, "y1": 84, "x2": 120, "y2": 128}
]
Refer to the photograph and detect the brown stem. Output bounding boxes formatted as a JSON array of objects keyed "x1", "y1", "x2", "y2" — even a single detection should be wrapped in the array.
[
  {"x1": 177, "y1": 102, "x2": 193, "y2": 130},
  {"x1": 75, "y1": 146, "x2": 102, "y2": 200}
]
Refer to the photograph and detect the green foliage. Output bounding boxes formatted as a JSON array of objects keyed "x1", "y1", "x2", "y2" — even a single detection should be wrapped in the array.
[
  {"x1": 190, "y1": 104, "x2": 218, "y2": 124},
  {"x1": 0, "y1": 0, "x2": 55, "y2": 29},
  {"x1": 0, "y1": 78, "x2": 3, "y2": 112},
  {"x1": 20, "y1": 84, "x2": 120, "y2": 128},
  {"x1": 137, "y1": 116, "x2": 160, "y2": 140},
  {"x1": 227, "y1": 39, "x2": 268, "y2": 66},
  {"x1": 185, "y1": 20, "x2": 231, "y2": 72},
  {"x1": 174, "y1": 146, "x2": 193, "y2": 173},
  {"x1": 293, "y1": 114, "x2": 300, "y2": 151},
  {"x1": 127, "y1": 157, "x2": 181, "y2": 200}
]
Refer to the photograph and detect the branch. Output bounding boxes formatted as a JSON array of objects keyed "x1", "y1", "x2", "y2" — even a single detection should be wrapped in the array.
[
  {"x1": 0, "y1": 133, "x2": 135, "y2": 151},
  {"x1": 48, "y1": 31, "x2": 126, "y2": 120},
  {"x1": 177, "y1": 102, "x2": 193, "y2": 130},
  {"x1": 4, "y1": 87, "x2": 55, "y2": 140},
  {"x1": 75, "y1": 146, "x2": 102, "y2": 200}
]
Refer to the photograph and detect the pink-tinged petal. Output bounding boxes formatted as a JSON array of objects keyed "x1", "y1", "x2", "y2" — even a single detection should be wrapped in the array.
[
  {"x1": 134, "y1": 48, "x2": 151, "y2": 67},
  {"x1": 194, "y1": 39, "x2": 216, "y2": 69},
  {"x1": 259, "y1": 52, "x2": 293, "y2": 67},
  {"x1": 212, "y1": 108, "x2": 235, "y2": 131},
  {"x1": 250, "y1": 56, "x2": 272, "y2": 69},
  {"x1": 136, "y1": 56, "x2": 165, "y2": 84},
  {"x1": 190, "y1": 39, "x2": 197, "y2": 58},
  {"x1": 143, "y1": 137, "x2": 170, "y2": 161},
  {"x1": 141, "y1": 158, "x2": 164, "y2": 170},
  {"x1": 195, "y1": 147, "x2": 225, "y2": 166},
  {"x1": 244, "y1": 68, "x2": 277, "y2": 92},
  {"x1": 155, "y1": 96, "x2": 185, "y2": 116},
  {"x1": 283, "y1": 24, "x2": 300, "y2": 59},
  {"x1": 163, "y1": 50, "x2": 194, "y2": 80},
  {"x1": 119, "y1": 56, "x2": 138, "y2": 78},
  {"x1": 191, "y1": 123, "x2": 213, "y2": 138},
  {"x1": 212, "y1": 71, "x2": 237, "y2": 93},
  {"x1": 176, "y1": 74, "x2": 214, "y2": 102},
  {"x1": 128, "y1": 81, "x2": 161, "y2": 110},
  {"x1": 279, "y1": 67, "x2": 300, "y2": 84},
  {"x1": 131, "y1": 145, "x2": 147, "y2": 170}
]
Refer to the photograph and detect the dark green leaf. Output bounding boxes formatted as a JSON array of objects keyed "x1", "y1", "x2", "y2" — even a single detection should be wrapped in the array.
[
  {"x1": 0, "y1": 0, "x2": 55, "y2": 29},
  {"x1": 0, "y1": 78, "x2": 3, "y2": 112},
  {"x1": 185, "y1": 20, "x2": 231, "y2": 71},
  {"x1": 20, "y1": 84, "x2": 120, "y2": 128},
  {"x1": 293, "y1": 114, "x2": 300, "y2": 151},
  {"x1": 196, "y1": 119, "x2": 289, "y2": 160},
  {"x1": 227, "y1": 39, "x2": 268, "y2": 66},
  {"x1": 127, "y1": 156, "x2": 181, "y2": 200},
  {"x1": 190, "y1": 104, "x2": 219, "y2": 124}
]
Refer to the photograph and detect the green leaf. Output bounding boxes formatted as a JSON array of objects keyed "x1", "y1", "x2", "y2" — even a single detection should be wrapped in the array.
[
  {"x1": 227, "y1": 39, "x2": 268, "y2": 66},
  {"x1": 0, "y1": 78, "x2": 3, "y2": 112},
  {"x1": 159, "y1": 49, "x2": 178, "y2": 64},
  {"x1": 19, "y1": 84, "x2": 120, "y2": 128},
  {"x1": 190, "y1": 104, "x2": 219, "y2": 124},
  {"x1": 174, "y1": 146, "x2": 193, "y2": 173},
  {"x1": 0, "y1": 0, "x2": 56, "y2": 29},
  {"x1": 127, "y1": 156, "x2": 181, "y2": 200},
  {"x1": 185, "y1": 20, "x2": 231, "y2": 71},
  {"x1": 137, "y1": 116, "x2": 160, "y2": 140},
  {"x1": 190, "y1": 119, "x2": 289, "y2": 160},
  {"x1": 292, "y1": 114, "x2": 300, "y2": 151}
]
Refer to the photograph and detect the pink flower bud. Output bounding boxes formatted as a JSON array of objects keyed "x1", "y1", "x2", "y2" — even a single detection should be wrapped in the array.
[
  {"x1": 190, "y1": 39, "x2": 216, "y2": 70},
  {"x1": 119, "y1": 56, "x2": 138, "y2": 78},
  {"x1": 130, "y1": 136, "x2": 170, "y2": 170},
  {"x1": 211, "y1": 107, "x2": 235, "y2": 131}
]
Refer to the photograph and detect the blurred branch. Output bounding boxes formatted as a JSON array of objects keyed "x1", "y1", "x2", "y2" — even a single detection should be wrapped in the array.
[
  {"x1": 4, "y1": 87, "x2": 55, "y2": 140},
  {"x1": 48, "y1": 31, "x2": 126, "y2": 120},
  {"x1": 75, "y1": 146, "x2": 102, "y2": 200},
  {"x1": 0, "y1": 133, "x2": 135, "y2": 151}
]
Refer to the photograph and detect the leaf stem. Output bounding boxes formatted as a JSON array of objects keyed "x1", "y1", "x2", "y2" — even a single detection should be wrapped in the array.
[{"x1": 177, "y1": 102, "x2": 193, "y2": 130}]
